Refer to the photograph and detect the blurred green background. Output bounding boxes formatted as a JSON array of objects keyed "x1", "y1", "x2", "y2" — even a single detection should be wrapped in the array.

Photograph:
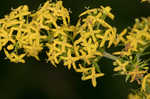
[{"x1": 0, "y1": 0, "x2": 150, "y2": 99}]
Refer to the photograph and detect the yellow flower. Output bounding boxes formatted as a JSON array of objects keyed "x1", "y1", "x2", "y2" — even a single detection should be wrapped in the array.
[
  {"x1": 0, "y1": 28, "x2": 16, "y2": 46},
  {"x1": 128, "y1": 68, "x2": 146, "y2": 84},
  {"x1": 61, "y1": 49, "x2": 80, "y2": 70},
  {"x1": 79, "y1": 49, "x2": 95, "y2": 65},
  {"x1": 15, "y1": 27, "x2": 30, "y2": 48},
  {"x1": 23, "y1": 39, "x2": 43, "y2": 60},
  {"x1": 8, "y1": 5, "x2": 30, "y2": 20},
  {"x1": 115, "y1": 29, "x2": 127, "y2": 45},
  {"x1": 99, "y1": 29, "x2": 113, "y2": 47},
  {"x1": 126, "y1": 34, "x2": 145, "y2": 52},
  {"x1": 76, "y1": 64, "x2": 92, "y2": 73},
  {"x1": 141, "y1": 73, "x2": 150, "y2": 92},
  {"x1": 79, "y1": 8, "x2": 98, "y2": 17},
  {"x1": 4, "y1": 49, "x2": 26, "y2": 63},
  {"x1": 113, "y1": 59, "x2": 129, "y2": 74},
  {"x1": 97, "y1": 19, "x2": 113, "y2": 29},
  {"x1": 46, "y1": 51, "x2": 59, "y2": 67},
  {"x1": 46, "y1": 42, "x2": 61, "y2": 66},
  {"x1": 100, "y1": 6, "x2": 114, "y2": 20},
  {"x1": 81, "y1": 67, "x2": 104, "y2": 87},
  {"x1": 107, "y1": 28, "x2": 117, "y2": 48},
  {"x1": 81, "y1": 38, "x2": 102, "y2": 56}
]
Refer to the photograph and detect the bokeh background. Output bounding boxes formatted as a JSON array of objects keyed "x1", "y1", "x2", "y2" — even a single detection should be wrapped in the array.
[{"x1": 0, "y1": 0, "x2": 150, "y2": 99}]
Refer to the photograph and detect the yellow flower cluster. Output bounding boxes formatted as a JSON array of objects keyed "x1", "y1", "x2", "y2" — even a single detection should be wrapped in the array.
[
  {"x1": 113, "y1": 17, "x2": 150, "y2": 76},
  {"x1": 0, "y1": 0, "x2": 149, "y2": 89},
  {"x1": 114, "y1": 17, "x2": 150, "y2": 56},
  {"x1": 76, "y1": 64, "x2": 104, "y2": 87},
  {"x1": 74, "y1": 6, "x2": 116, "y2": 48},
  {"x1": 35, "y1": 1, "x2": 74, "y2": 66},
  {"x1": 71, "y1": 6, "x2": 119, "y2": 86},
  {"x1": 0, "y1": 5, "x2": 44, "y2": 63},
  {"x1": 113, "y1": 55, "x2": 149, "y2": 84},
  {"x1": 112, "y1": 17, "x2": 150, "y2": 99},
  {"x1": 0, "y1": 0, "x2": 117, "y2": 87}
]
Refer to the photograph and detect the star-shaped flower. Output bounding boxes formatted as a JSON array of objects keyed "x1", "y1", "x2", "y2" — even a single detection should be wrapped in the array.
[
  {"x1": 81, "y1": 67, "x2": 104, "y2": 87},
  {"x1": 4, "y1": 49, "x2": 26, "y2": 63}
]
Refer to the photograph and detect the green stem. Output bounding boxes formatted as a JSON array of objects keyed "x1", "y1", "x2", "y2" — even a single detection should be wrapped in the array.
[{"x1": 103, "y1": 51, "x2": 119, "y2": 61}]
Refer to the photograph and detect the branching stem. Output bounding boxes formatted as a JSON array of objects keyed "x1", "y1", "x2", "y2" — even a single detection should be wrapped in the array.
[{"x1": 103, "y1": 51, "x2": 119, "y2": 60}]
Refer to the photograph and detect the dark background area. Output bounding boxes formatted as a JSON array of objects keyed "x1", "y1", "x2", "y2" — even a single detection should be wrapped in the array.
[{"x1": 0, "y1": 0, "x2": 150, "y2": 99}]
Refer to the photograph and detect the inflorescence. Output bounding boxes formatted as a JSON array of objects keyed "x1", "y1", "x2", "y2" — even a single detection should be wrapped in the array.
[{"x1": 0, "y1": 0, "x2": 150, "y2": 98}]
